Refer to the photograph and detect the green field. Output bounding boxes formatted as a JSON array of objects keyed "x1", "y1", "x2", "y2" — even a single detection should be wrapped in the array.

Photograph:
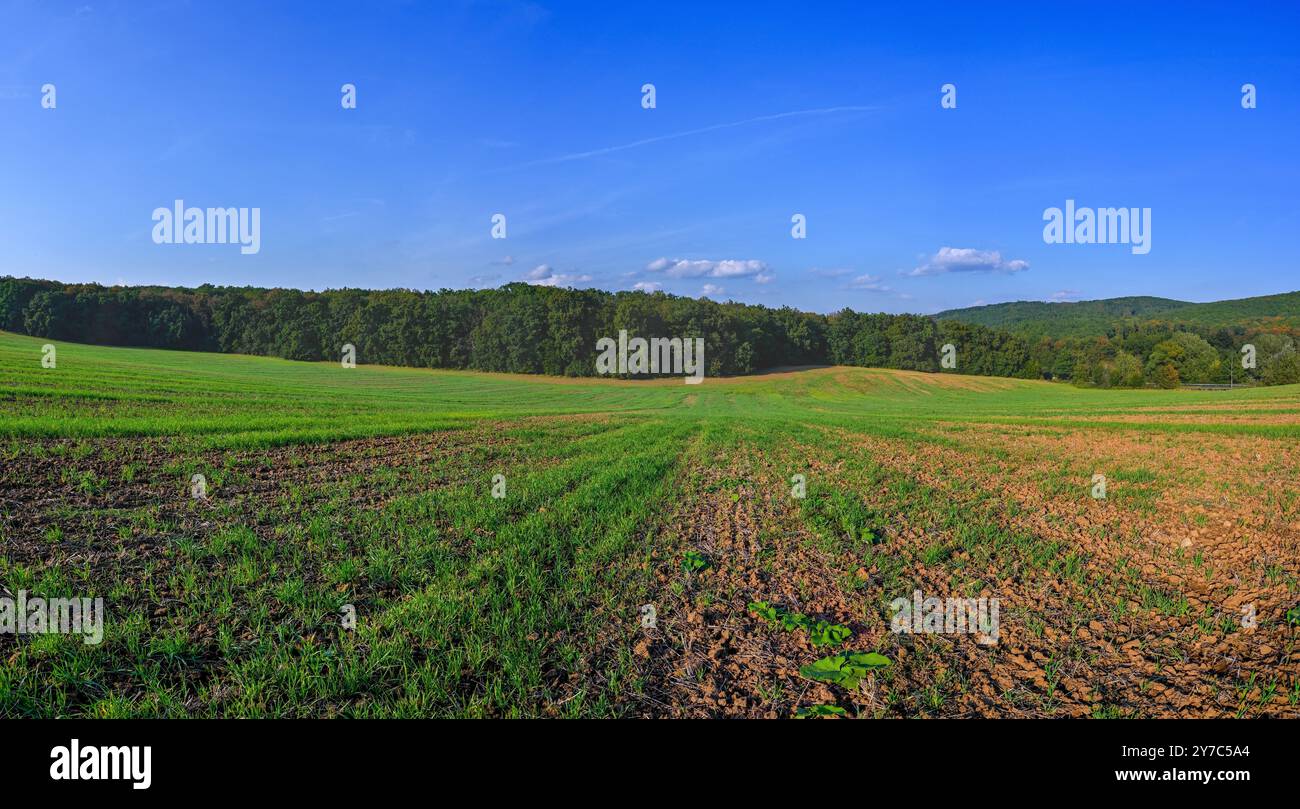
[{"x1": 3, "y1": 330, "x2": 1299, "y2": 717}]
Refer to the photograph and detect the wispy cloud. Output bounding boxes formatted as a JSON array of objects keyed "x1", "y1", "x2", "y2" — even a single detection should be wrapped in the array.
[
  {"x1": 807, "y1": 267, "x2": 853, "y2": 279},
  {"x1": 508, "y1": 106, "x2": 877, "y2": 169},
  {"x1": 848, "y1": 273, "x2": 893, "y2": 292},
  {"x1": 321, "y1": 211, "x2": 362, "y2": 223}
]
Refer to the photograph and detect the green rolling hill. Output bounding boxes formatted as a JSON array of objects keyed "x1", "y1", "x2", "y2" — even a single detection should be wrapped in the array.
[{"x1": 935, "y1": 291, "x2": 1300, "y2": 338}]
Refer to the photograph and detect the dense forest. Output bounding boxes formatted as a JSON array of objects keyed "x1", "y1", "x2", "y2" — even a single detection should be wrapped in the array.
[
  {"x1": 934, "y1": 296, "x2": 1192, "y2": 339},
  {"x1": 3, "y1": 276, "x2": 1298, "y2": 387}
]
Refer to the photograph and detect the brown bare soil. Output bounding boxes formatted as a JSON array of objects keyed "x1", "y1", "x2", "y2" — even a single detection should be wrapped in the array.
[{"x1": 630, "y1": 419, "x2": 1299, "y2": 717}]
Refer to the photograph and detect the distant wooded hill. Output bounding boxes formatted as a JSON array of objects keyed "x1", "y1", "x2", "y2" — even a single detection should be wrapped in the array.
[{"x1": 935, "y1": 291, "x2": 1300, "y2": 338}]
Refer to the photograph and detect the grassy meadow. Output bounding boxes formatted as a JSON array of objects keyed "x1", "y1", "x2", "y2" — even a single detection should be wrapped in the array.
[{"x1": 2, "y1": 329, "x2": 1299, "y2": 717}]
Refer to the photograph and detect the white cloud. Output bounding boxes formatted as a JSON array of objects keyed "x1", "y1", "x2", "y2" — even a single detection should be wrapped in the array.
[
  {"x1": 849, "y1": 273, "x2": 892, "y2": 292},
  {"x1": 523, "y1": 264, "x2": 592, "y2": 288},
  {"x1": 646, "y1": 257, "x2": 770, "y2": 280},
  {"x1": 711, "y1": 259, "x2": 767, "y2": 278},
  {"x1": 701, "y1": 284, "x2": 725, "y2": 298},
  {"x1": 1049, "y1": 289, "x2": 1081, "y2": 301},
  {"x1": 905, "y1": 247, "x2": 1029, "y2": 277},
  {"x1": 633, "y1": 281, "x2": 663, "y2": 292}
]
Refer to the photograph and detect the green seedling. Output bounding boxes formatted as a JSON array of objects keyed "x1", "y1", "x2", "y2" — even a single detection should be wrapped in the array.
[{"x1": 799, "y1": 651, "x2": 891, "y2": 690}]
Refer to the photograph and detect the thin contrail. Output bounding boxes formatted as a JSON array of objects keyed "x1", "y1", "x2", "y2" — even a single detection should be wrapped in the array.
[{"x1": 505, "y1": 105, "x2": 878, "y2": 170}]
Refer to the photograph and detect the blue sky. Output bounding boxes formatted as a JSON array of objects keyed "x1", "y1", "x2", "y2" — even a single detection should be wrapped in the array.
[{"x1": 2, "y1": 0, "x2": 1297, "y2": 314}]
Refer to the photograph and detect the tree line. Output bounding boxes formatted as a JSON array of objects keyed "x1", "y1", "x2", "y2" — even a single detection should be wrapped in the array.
[{"x1": 2, "y1": 276, "x2": 1297, "y2": 386}]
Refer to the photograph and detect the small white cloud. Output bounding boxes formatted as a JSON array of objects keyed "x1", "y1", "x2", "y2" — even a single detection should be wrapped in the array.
[
  {"x1": 754, "y1": 272, "x2": 775, "y2": 284},
  {"x1": 701, "y1": 283, "x2": 725, "y2": 298},
  {"x1": 532, "y1": 273, "x2": 592, "y2": 287},
  {"x1": 646, "y1": 257, "x2": 769, "y2": 280},
  {"x1": 1049, "y1": 289, "x2": 1081, "y2": 301},
  {"x1": 711, "y1": 259, "x2": 766, "y2": 278},
  {"x1": 849, "y1": 273, "x2": 892, "y2": 292},
  {"x1": 493, "y1": 255, "x2": 516, "y2": 266},
  {"x1": 633, "y1": 281, "x2": 663, "y2": 292},
  {"x1": 522, "y1": 264, "x2": 592, "y2": 288},
  {"x1": 669, "y1": 260, "x2": 716, "y2": 277},
  {"x1": 906, "y1": 247, "x2": 1029, "y2": 277}
]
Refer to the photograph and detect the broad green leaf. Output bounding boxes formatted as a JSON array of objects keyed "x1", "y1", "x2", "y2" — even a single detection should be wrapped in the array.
[
  {"x1": 799, "y1": 651, "x2": 891, "y2": 690},
  {"x1": 809, "y1": 620, "x2": 852, "y2": 648},
  {"x1": 682, "y1": 550, "x2": 709, "y2": 573}
]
